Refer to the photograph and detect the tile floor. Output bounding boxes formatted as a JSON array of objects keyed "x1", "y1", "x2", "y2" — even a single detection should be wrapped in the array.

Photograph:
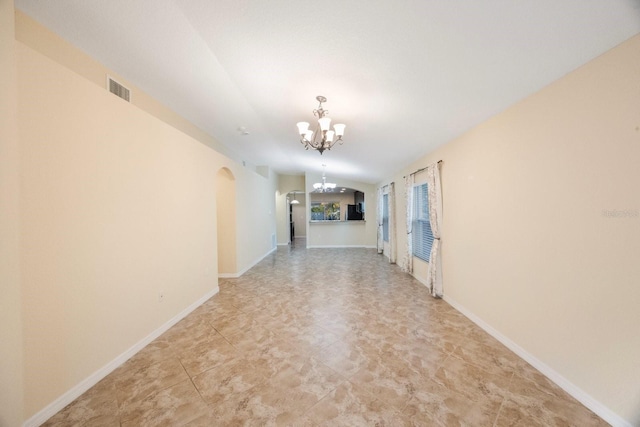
[{"x1": 44, "y1": 242, "x2": 607, "y2": 426}]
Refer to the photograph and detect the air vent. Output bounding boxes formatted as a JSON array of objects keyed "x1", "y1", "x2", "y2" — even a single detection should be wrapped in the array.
[{"x1": 107, "y1": 76, "x2": 131, "y2": 102}]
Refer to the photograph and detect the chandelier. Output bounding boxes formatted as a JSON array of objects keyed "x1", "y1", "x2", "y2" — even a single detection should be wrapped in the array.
[
  {"x1": 296, "y1": 96, "x2": 346, "y2": 155},
  {"x1": 313, "y1": 165, "x2": 336, "y2": 192},
  {"x1": 290, "y1": 192, "x2": 300, "y2": 204}
]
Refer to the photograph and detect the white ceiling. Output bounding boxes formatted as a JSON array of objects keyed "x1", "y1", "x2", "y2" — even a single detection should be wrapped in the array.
[{"x1": 16, "y1": 0, "x2": 640, "y2": 184}]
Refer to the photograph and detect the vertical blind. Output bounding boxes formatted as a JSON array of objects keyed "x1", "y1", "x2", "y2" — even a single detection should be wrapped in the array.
[
  {"x1": 382, "y1": 193, "x2": 389, "y2": 242},
  {"x1": 413, "y1": 183, "x2": 434, "y2": 261}
]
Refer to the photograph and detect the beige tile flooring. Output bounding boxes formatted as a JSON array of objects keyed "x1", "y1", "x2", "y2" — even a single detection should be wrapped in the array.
[{"x1": 44, "y1": 242, "x2": 607, "y2": 426}]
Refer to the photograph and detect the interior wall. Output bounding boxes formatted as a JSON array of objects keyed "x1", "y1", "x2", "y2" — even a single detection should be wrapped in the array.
[
  {"x1": 14, "y1": 10, "x2": 240, "y2": 165},
  {"x1": 381, "y1": 35, "x2": 640, "y2": 425},
  {"x1": 18, "y1": 42, "x2": 221, "y2": 418},
  {"x1": 216, "y1": 168, "x2": 236, "y2": 275},
  {"x1": 275, "y1": 190, "x2": 288, "y2": 245},
  {"x1": 305, "y1": 172, "x2": 377, "y2": 248},
  {"x1": 291, "y1": 194, "x2": 306, "y2": 238},
  {"x1": 16, "y1": 28, "x2": 279, "y2": 422},
  {"x1": 0, "y1": 0, "x2": 24, "y2": 425},
  {"x1": 234, "y1": 166, "x2": 278, "y2": 272}
]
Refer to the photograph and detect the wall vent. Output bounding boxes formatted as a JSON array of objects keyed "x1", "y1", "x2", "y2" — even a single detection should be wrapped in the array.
[{"x1": 107, "y1": 76, "x2": 131, "y2": 102}]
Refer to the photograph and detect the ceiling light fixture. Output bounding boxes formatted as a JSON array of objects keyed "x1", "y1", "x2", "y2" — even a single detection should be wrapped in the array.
[
  {"x1": 313, "y1": 164, "x2": 337, "y2": 192},
  {"x1": 290, "y1": 192, "x2": 300, "y2": 204},
  {"x1": 296, "y1": 96, "x2": 346, "y2": 155}
]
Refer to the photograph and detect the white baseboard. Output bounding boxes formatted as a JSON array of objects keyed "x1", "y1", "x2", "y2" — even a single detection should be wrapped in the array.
[
  {"x1": 218, "y1": 273, "x2": 239, "y2": 278},
  {"x1": 24, "y1": 287, "x2": 219, "y2": 427},
  {"x1": 218, "y1": 246, "x2": 277, "y2": 279},
  {"x1": 276, "y1": 237, "x2": 306, "y2": 247},
  {"x1": 306, "y1": 245, "x2": 377, "y2": 249},
  {"x1": 442, "y1": 294, "x2": 630, "y2": 427}
]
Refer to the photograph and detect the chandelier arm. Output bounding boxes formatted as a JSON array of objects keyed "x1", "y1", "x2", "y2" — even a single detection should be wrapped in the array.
[{"x1": 326, "y1": 139, "x2": 340, "y2": 150}]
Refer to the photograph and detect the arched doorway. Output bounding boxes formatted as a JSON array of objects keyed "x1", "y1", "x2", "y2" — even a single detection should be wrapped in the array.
[
  {"x1": 216, "y1": 167, "x2": 236, "y2": 276},
  {"x1": 287, "y1": 191, "x2": 306, "y2": 244}
]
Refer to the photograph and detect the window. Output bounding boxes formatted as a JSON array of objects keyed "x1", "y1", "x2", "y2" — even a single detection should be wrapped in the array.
[
  {"x1": 382, "y1": 193, "x2": 389, "y2": 242},
  {"x1": 310, "y1": 202, "x2": 341, "y2": 221},
  {"x1": 413, "y1": 183, "x2": 434, "y2": 262}
]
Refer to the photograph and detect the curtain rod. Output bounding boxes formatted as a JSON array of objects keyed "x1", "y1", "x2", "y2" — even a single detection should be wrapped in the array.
[{"x1": 404, "y1": 160, "x2": 442, "y2": 178}]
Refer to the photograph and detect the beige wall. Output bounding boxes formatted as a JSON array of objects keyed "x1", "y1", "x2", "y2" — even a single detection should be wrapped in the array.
[
  {"x1": 234, "y1": 166, "x2": 278, "y2": 272},
  {"x1": 291, "y1": 194, "x2": 307, "y2": 238},
  {"x1": 18, "y1": 42, "x2": 219, "y2": 417},
  {"x1": 14, "y1": 10, "x2": 240, "y2": 165},
  {"x1": 216, "y1": 163, "x2": 277, "y2": 277},
  {"x1": 0, "y1": 0, "x2": 24, "y2": 425},
  {"x1": 16, "y1": 17, "x2": 279, "y2": 423},
  {"x1": 307, "y1": 221, "x2": 371, "y2": 248},
  {"x1": 278, "y1": 174, "x2": 306, "y2": 195},
  {"x1": 216, "y1": 168, "x2": 237, "y2": 275},
  {"x1": 381, "y1": 35, "x2": 640, "y2": 425},
  {"x1": 305, "y1": 172, "x2": 377, "y2": 248}
]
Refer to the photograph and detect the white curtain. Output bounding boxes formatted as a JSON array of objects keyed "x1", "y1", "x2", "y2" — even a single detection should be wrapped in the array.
[
  {"x1": 425, "y1": 162, "x2": 443, "y2": 297},
  {"x1": 389, "y1": 182, "x2": 397, "y2": 264},
  {"x1": 376, "y1": 186, "x2": 383, "y2": 254},
  {"x1": 401, "y1": 173, "x2": 415, "y2": 273}
]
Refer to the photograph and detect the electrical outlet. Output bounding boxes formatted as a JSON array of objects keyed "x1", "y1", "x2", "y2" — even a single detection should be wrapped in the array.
[{"x1": 158, "y1": 292, "x2": 165, "y2": 303}]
